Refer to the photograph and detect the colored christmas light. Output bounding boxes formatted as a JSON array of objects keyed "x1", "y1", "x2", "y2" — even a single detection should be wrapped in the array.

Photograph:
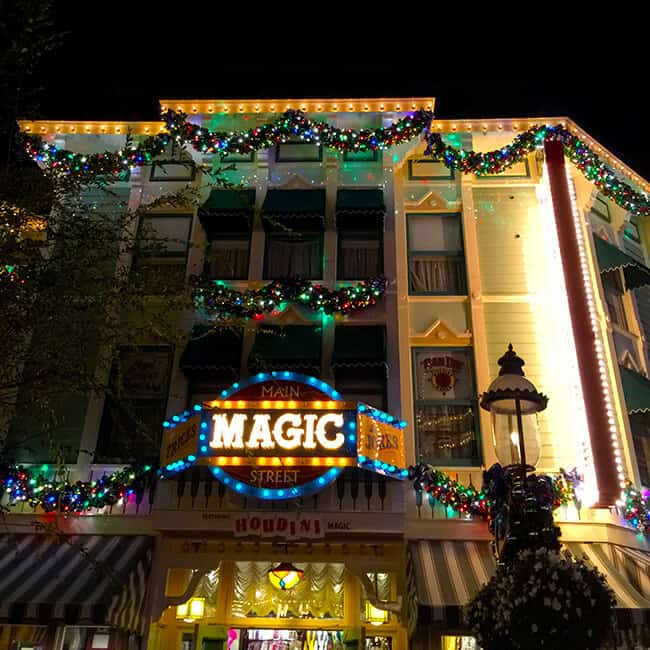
[
  {"x1": 192, "y1": 275, "x2": 387, "y2": 319},
  {"x1": 408, "y1": 463, "x2": 580, "y2": 520},
  {"x1": 0, "y1": 463, "x2": 154, "y2": 513},
  {"x1": 620, "y1": 480, "x2": 650, "y2": 534}
]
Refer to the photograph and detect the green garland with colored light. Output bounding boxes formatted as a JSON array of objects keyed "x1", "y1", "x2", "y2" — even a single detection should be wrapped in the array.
[
  {"x1": 620, "y1": 481, "x2": 650, "y2": 533},
  {"x1": 192, "y1": 275, "x2": 387, "y2": 319},
  {"x1": 408, "y1": 463, "x2": 579, "y2": 519},
  {"x1": 21, "y1": 111, "x2": 650, "y2": 218},
  {"x1": 425, "y1": 125, "x2": 650, "y2": 217},
  {"x1": 0, "y1": 463, "x2": 154, "y2": 513}
]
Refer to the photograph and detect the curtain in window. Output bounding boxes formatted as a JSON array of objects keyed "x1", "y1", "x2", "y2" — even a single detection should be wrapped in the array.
[
  {"x1": 266, "y1": 237, "x2": 321, "y2": 278},
  {"x1": 408, "y1": 256, "x2": 466, "y2": 294},
  {"x1": 339, "y1": 239, "x2": 381, "y2": 278},
  {"x1": 416, "y1": 404, "x2": 477, "y2": 462},
  {"x1": 232, "y1": 562, "x2": 344, "y2": 619},
  {"x1": 206, "y1": 239, "x2": 249, "y2": 278}
]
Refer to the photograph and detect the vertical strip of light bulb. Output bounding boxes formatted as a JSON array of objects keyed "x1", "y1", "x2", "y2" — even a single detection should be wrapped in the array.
[
  {"x1": 563, "y1": 165, "x2": 627, "y2": 491},
  {"x1": 538, "y1": 170, "x2": 598, "y2": 506}
]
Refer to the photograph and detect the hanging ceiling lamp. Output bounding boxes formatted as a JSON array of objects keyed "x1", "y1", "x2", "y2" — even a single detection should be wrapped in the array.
[{"x1": 268, "y1": 561, "x2": 304, "y2": 590}]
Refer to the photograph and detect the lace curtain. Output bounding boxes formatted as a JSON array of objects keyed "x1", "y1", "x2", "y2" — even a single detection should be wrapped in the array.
[
  {"x1": 408, "y1": 256, "x2": 466, "y2": 294},
  {"x1": 206, "y1": 239, "x2": 249, "y2": 279},
  {"x1": 190, "y1": 566, "x2": 221, "y2": 619},
  {"x1": 338, "y1": 239, "x2": 381, "y2": 279},
  {"x1": 416, "y1": 404, "x2": 477, "y2": 462},
  {"x1": 265, "y1": 236, "x2": 322, "y2": 278},
  {"x1": 232, "y1": 562, "x2": 345, "y2": 619}
]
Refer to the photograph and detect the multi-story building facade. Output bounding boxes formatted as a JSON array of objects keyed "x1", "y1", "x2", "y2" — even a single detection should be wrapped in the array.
[{"x1": 3, "y1": 97, "x2": 650, "y2": 650}]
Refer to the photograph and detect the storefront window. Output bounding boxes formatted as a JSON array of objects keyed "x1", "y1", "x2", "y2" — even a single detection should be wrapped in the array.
[
  {"x1": 412, "y1": 347, "x2": 480, "y2": 465},
  {"x1": 230, "y1": 629, "x2": 344, "y2": 650},
  {"x1": 231, "y1": 562, "x2": 344, "y2": 619},
  {"x1": 441, "y1": 636, "x2": 478, "y2": 650}
]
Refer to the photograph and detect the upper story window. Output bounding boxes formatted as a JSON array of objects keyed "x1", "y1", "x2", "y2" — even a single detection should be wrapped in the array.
[
  {"x1": 412, "y1": 347, "x2": 480, "y2": 466},
  {"x1": 407, "y1": 213, "x2": 466, "y2": 295},
  {"x1": 602, "y1": 270, "x2": 628, "y2": 329},
  {"x1": 97, "y1": 346, "x2": 173, "y2": 462},
  {"x1": 199, "y1": 189, "x2": 255, "y2": 280},
  {"x1": 276, "y1": 140, "x2": 322, "y2": 163},
  {"x1": 336, "y1": 189, "x2": 385, "y2": 280},
  {"x1": 591, "y1": 195, "x2": 611, "y2": 222},
  {"x1": 262, "y1": 190, "x2": 325, "y2": 280},
  {"x1": 132, "y1": 213, "x2": 192, "y2": 292}
]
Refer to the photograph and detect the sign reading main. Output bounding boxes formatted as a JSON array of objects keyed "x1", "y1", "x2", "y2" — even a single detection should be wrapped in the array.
[{"x1": 160, "y1": 372, "x2": 407, "y2": 500}]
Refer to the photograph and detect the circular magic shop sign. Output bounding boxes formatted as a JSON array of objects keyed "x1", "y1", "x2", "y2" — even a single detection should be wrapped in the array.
[{"x1": 160, "y1": 372, "x2": 407, "y2": 500}]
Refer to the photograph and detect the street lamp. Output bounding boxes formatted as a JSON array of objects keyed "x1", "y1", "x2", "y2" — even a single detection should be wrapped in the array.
[{"x1": 480, "y1": 344, "x2": 548, "y2": 477}]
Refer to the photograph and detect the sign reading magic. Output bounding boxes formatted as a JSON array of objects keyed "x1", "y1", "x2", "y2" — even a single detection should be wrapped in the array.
[{"x1": 160, "y1": 372, "x2": 407, "y2": 500}]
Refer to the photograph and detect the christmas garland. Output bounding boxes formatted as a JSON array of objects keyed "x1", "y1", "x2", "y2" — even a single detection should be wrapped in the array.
[
  {"x1": 0, "y1": 463, "x2": 154, "y2": 513},
  {"x1": 408, "y1": 463, "x2": 580, "y2": 519},
  {"x1": 163, "y1": 108, "x2": 432, "y2": 155},
  {"x1": 620, "y1": 481, "x2": 650, "y2": 533},
  {"x1": 425, "y1": 125, "x2": 650, "y2": 217},
  {"x1": 22, "y1": 111, "x2": 650, "y2": 218},
  {"x1": 192, "y1": 275, "x2": 387, "y2": 319}
]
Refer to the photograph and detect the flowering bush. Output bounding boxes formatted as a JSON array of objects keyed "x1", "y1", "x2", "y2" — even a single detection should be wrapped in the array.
[{"x1": 465, "y1": 548, "x2": 616, "y2": 650}]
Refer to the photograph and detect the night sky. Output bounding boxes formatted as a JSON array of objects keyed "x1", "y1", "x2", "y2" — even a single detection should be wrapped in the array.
[{"x1": 36, "y1": 8, "x2": 649, "y2": 180}]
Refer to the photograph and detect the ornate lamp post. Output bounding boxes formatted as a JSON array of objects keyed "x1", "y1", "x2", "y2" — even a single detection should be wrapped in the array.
[{"x1": 480, "y1": 344, "x2": 548, "y2": 480}]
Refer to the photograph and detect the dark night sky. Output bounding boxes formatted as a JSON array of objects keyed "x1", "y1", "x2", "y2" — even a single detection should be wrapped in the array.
[{"x1": 36, "y1": 7, "x2": 650, "y2": 180}]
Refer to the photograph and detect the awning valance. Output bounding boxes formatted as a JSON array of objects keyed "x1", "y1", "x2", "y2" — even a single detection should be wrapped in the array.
[
  {"x1": 594, "y1": 236, "x2": 650, "y2": 291},
  {"x1": 199, "y1": 189, "x2": 255, "y2": 235},
  {"x1": 336, "y1": 189, "x2": 385, "y2": 229},
  {"x1": 0, "y1": 534, "x2": 151, "y2": 632},
  {"x1": 332, "y1": 326, "x2": 386, "y2": 368},
  {"x1": 180, "y1": 326, "x2": 242, "y2": 375},
  {"x1": 262, "y1": 190, "x2": 325, "y2": 231},
  {"x1": 410, "y1": 539, "x2": 650, "y2": 625},
  {"x1": 248, "y1": 325, "x2": 321, "y2": 372},
  {"x1": 620, "y1": 365, "x2": 650, "y2": 415}
]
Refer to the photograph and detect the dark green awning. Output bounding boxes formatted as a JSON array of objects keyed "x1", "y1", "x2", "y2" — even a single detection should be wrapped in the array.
[
  {"x1": 594, "y1": 236, "x2": 650, "y2": 291},
  {"x1": 332, "y1": 326, "x2": 386, "y2": 367},
  {"x1": 199, "y1": 189, "x2": 255, "y2": 234},
  {"x1": 249, "y1": 326, "x2": 321, "y2": 371},
  {"x1": 619, "y1": 365, "x2": 650, "y2": 414},
  {"x1": 262, "y1": 190, "x2": 325, "y2": 231},
  {"x1": 180, "y1": 326, "x2": 242, "y2": 374},
  {"x1": 336, "y1": 189, "x2": 385, "y2": 229}
]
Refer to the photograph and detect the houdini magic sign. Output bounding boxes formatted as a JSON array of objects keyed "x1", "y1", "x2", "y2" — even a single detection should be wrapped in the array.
[{"x1": 160, "y1": 372, "x2": 407, "y2": 499}]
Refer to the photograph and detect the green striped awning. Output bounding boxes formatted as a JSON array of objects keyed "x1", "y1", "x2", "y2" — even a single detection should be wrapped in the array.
[
  {"x1": 619, "y1": 365, "x2": 650, "y2": 414},
  {"x1": 262, "y1": 189, "x2": 325, "y2": 215},
  {"x1": 336, "y1": 189, "x2": 385, "y2": 229},
  {"x1": 594, "y1": 236, "x2": 650, "y2": 291},
  {"x1": 332, "y1": 326, "x2": 386, "y2": 367},
  {"x1": 249, "y1": 326, "x2": 321, "y2": 372},
  {"x1": 199, "y1": 189, "x2": 255, "y2": 234},
  {"x1": 409, "y1": 540, "x2": 496, "y2": 609}
]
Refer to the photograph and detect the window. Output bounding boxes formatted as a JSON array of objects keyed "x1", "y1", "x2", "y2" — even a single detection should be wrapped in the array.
[
  {"x1": 407, "y1": 213, "x2": 466, "y2": 295},
  {"x1": 624, "y1": 220, "x2": 641, "y2": 243},
  {"x1": 264, "y1": 231, "x2": 323, "y2": 279},
  {"x1": 412, "y1": 347, "x2": 480, "y2": 465},
  {"x1": 630, "y1": 413, "x2": 650, "y2": 486},
  {"x1": 205, "y1": 235, "x2": 250, "y2": 279},
  {"x1": 276, "y1": 141, "x2": 322, "y2": 162},
  {"x1": 602, "y1": 270, "x2": 628, "y2": 329},
  {"x1": 591, "y1": 195, "x2": 611, "y2": 222},
  {"x1": 338, "y1": 230, "x2": 383, "y2": 279},
  {"x1": 97, "y1": 346, "x2": 172, "y2": 462},
  {"x1": 132, "y1": 214, "x2": 192, "y2": 292},
  {"x1": 335, "y1": 369, "x2": 386, "y2": 411},
  {"x1": 344, "y1": 149, "x2": 379, "y2": 162}
]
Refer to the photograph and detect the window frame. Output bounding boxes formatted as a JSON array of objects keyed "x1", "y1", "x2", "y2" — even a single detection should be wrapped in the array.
[
  {"x1": 343, "y1": 149, "x2": 379, "y2": 163},
  {"x1": 591, "y1": 195, "x2": 611, "y2": 222},
  {"x1": 411, "y1": 346, "x2": 482, "y2": 467},
  {"x1": 406, "y1": 212, "x2": 467, "y2": 296},
  {"x1": 136, "y1": 213, "x2": 193, "y2": 258},
  {"x1": 97, "y1": 345, "x2": 174, "y2": 462},
  {"x1": 407, "y1": 159, "x2": 455, "y2": 181}
]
